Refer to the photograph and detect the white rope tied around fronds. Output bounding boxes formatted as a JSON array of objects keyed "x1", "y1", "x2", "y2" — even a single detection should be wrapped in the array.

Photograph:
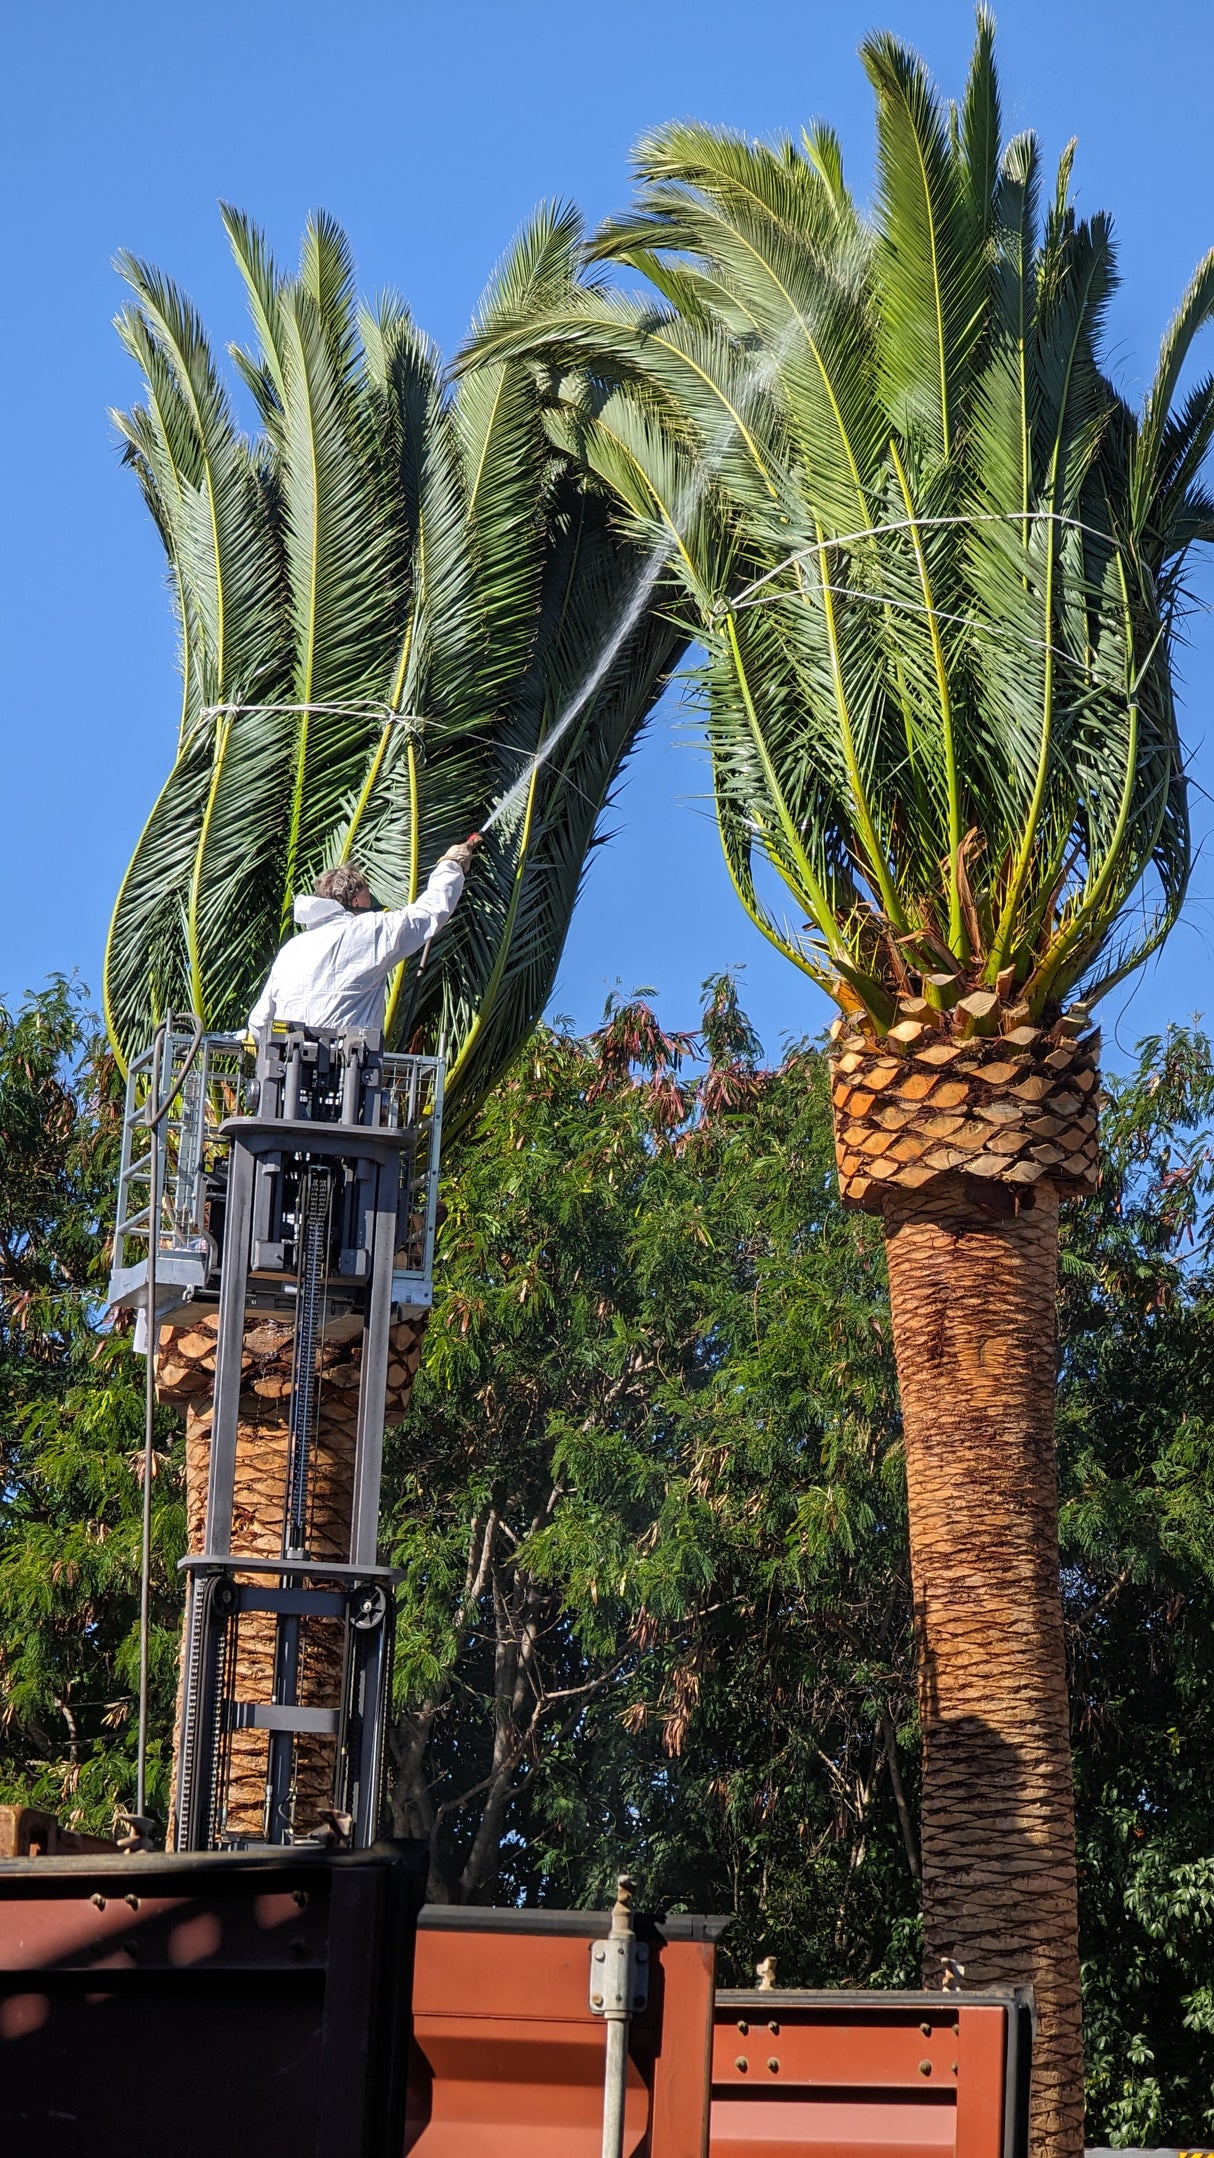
[
  {"x1": 736, "y1": 579, "x2": 1138, "y2": 681},
  {"x1": 199, "y1": 701, "x2": 428, "y2": 728},
  {"x1": 713, "y1": 509, "x2": 1132, "y2": 618}
]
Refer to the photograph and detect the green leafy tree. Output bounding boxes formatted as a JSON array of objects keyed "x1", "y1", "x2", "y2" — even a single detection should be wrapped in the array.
[
  {"x1": 384, "y1": 974, "x2": 917, "y2": 1944},
  {"x1": 469, "y1": 22, "x2": 1214, "y2": 2147},
  {"x1": 0, "y1": 984, "x2": 181, "y2": 1826},
  {"x1": 1058, "y1": 1025, "x2": 1214, "y2": 2142}
]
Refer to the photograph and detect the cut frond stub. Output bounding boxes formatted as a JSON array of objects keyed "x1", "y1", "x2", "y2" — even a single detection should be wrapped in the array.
[{"x1": 829, "y1": 1001, "x2": 1101, "y2": 1212}]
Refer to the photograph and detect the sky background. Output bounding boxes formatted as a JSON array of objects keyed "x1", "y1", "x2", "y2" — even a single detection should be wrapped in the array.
[{"x1": 4, "y1": 0, "x2": 1212, "y2": 1068}]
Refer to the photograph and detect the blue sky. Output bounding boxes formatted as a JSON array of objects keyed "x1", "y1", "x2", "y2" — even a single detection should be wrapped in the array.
[{"x1": 4, "y1": 0, "x2": 1212, "y2": 1066}]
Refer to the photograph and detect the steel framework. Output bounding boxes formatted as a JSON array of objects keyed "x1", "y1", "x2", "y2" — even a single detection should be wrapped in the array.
[
  {"x1": 109, "y1": 1023, "x2": 446, "y2": 1852},
  {"x1": 108, "y1": 1024, "x2": 444, "y2": 1325}
]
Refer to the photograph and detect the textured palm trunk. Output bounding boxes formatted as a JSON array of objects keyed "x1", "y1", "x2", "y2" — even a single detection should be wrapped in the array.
[
  {"x1": 157, "y1": 1310, "x2": 426, "y2": 1842},
  {"x1": 829, "y1": 1015, "x2": 1097, "y2": 2158},
  {"x1": 882, "y1": 1176, "x2": 1082, "y2": 2158}
]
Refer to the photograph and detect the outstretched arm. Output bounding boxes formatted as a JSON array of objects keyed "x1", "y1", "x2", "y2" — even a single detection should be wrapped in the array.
[{"x1": 378, "y1": 845, "x2": 477, "y2": 967}]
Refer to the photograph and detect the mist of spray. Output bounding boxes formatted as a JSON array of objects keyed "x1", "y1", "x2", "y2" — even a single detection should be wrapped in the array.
[{"x1": 480, "y1": 323, "x2": 797, "y2": 834}]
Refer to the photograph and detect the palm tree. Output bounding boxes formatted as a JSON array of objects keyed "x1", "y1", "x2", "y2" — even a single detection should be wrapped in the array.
[
  {"x1": 106, "y1": 204, "x2": 682, "y2": 1838},
  {"x1": 466, "y1": 20, "x2": 1214, "y2": 2153}
]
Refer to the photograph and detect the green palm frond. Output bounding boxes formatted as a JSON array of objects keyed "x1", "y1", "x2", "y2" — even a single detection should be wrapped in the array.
[
  {"x1": 105, "y1": 207, "x2": 684, "y2": 1125},
  {"x1": 492, "y1": 20, "x2": 1210, "y2": 1035},
  {"x1": 958, "y1": 8, "x2": 1000, "y2": 244},
  {"x1": 861, "y1": 29, "x2": 987, "y2": 461}
]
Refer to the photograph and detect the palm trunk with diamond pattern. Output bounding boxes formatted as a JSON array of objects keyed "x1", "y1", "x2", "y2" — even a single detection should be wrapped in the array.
[
  {"x1": 156, "y1": 1312, "x2": 426, "y2": 1842},
  {"x1": 830, "y1": 1003, "x2": 1095, "y2": 2158}
]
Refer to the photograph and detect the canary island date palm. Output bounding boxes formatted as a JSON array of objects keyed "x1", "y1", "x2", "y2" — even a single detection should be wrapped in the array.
[
  {"x1": 104, "y1": 205, "x2": 682, "y2": 1839},
  {"x1": 467, "y1": 19, "x2": 1214, "y2": 2151}
]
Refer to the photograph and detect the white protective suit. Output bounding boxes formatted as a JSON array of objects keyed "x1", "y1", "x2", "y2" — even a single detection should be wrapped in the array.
[{"x1": 248, "y1": 859, "x2": 465, "y2": 1035}]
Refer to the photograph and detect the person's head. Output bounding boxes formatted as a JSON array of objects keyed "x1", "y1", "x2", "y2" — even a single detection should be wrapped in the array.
[{"x1": 314, "y1": 863, "x2": 374, "y2": 912}]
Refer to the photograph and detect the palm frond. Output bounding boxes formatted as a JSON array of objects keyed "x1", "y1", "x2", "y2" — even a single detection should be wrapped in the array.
[
  {"x1": 862, "y1": 29, "x2": 985, "y2": 461},
  {"x1": 959, "y1": 8, "x2": 1000, "y2": 244},
  {"x1": 1131, "y1": 247, "x2": 1214, "y2": 535}
]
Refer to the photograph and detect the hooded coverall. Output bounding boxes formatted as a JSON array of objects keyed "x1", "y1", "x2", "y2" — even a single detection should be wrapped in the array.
[{"x1": 247, "y1": 858, "x2": 466, "y2": 1035}]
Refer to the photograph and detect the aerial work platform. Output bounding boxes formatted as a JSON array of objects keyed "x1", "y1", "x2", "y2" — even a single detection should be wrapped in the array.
[
  {"x1": 107, "y1": 1023, "x2": 445, "y2": 1852},
  {"x1": 108, "y1": 1022, "x2": 444, "y2": 1328}
]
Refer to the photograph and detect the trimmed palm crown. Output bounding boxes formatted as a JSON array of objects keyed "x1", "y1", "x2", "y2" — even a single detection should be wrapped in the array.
[
  {"x1": 104, "y1": 205, "x2": 681, "y2": 1132},
  {"x1": 468, "y1": 15, "x2": 1212, "y2": 1051}
]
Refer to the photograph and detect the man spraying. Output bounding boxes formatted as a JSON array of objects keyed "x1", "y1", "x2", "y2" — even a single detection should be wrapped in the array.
[{"x1": 248, "y1": 836, "x2": 481, "y2": 1035}]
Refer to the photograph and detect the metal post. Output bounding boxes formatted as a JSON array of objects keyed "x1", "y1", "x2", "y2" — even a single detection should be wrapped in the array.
[
  {"x1": 283, "y1": 1038, "x2": 302, "y2": 1120},
  {"x1": 349, "y1": 1158, "x2": 401, "y2": 1567},
  {"x1": 204, "y1": 1141, "x2": 257, "y2": 1559},
  {"x1": 136, "y1": 1015, "x2": 204, "y2": 1831},
  {"x1": 341, "y1": 1036, "x2": 362, "y2": 1124},
  {"x1": 136, "y1": 1021, "x2": 167, "y2": 1820},
  {"x1": 589, "y1": 1874, "x2": 649, "y2": 2158}
]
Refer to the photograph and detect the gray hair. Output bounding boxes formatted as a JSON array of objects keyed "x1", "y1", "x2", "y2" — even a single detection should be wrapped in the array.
[{"x1": 314, "y1": 862, "x2": 371, "y2": 909}]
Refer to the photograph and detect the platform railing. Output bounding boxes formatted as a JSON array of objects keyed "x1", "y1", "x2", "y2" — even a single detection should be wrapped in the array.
[{"x1": 107, "y1": 1022, "x2": 446, "y2": 1320}]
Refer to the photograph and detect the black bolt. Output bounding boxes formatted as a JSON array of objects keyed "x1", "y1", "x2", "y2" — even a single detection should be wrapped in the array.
[
  {"x1": 767, "y1": 2057, "x2": 780, "y2": 2074},
  {"x1": 90, "y1": 1893, "x2": 106, "y2": 1911},
  {"x1": 920, "y1": 2021, "x2": 932, "y2": 2036},
  {"x1": 918, "y1": 2060, "x2": 932, "y2": 2077},
  {"x1": 735, "y1": 2056, "x2": 749, "y2": 2073},
  {"x1": 768, "y1": 2020, "x2": 780, "y2": 2035},
  {"x1": 736, "y1": 2019, "x2": 749, "y2": 2035}
]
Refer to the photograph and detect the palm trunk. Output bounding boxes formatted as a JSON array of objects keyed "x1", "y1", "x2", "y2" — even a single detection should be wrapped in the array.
[
  {"x1": 157, "y1": 1309, "x2": 426, "y2": 1841},
  {"x1": 882, "y1": 1174, "x2": 1082, "y2": 2158},
  {"x1": 828, "y1": 1014, "x2": 1098, "y2": 2158}
]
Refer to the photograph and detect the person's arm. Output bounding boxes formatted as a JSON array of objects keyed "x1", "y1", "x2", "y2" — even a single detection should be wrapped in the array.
[{"x1": 377, "y1": 856, "x2": 468, "y2": 967}]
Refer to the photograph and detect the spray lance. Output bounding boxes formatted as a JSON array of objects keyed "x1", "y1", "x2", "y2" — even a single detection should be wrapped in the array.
[{"x1": 398, "y1": 832, "x2": 484, "y2": 1047}]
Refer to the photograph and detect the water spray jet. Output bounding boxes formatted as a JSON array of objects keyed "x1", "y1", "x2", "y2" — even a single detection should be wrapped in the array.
[{"x1": 480, "y1": 320, "x2": 802, "y2": 836}]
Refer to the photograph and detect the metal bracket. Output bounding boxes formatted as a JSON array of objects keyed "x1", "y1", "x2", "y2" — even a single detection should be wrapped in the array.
[
  {"x1": 588, "y1": 1931, "x2": 649, "y2": 2017},
  {"x1": 229, "y1": 1704, "x2": 340, "y2": 1736},
  {"x1": 179, "y1": 1556, "x2": 404, "y2": 1584}
]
